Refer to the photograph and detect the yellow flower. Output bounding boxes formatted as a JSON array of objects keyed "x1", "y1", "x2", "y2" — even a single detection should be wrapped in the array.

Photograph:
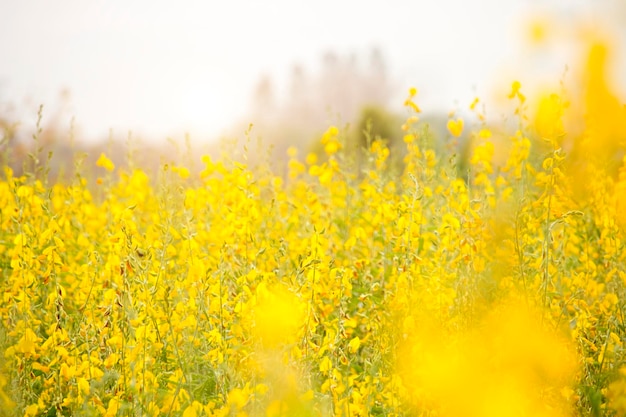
[
  {"x1": 535, "y1": 93, "x2": 565, "y2": 142},
  {"x1": 60, "y1": 362, "x2": 75, "y2": 380},
  {"x1": 509, "y1": 80, "x2": 522, "y2": 98},
  {"x1": 173, "y1": 166, "x2": 190, "y2": 179},
  {"x1": 182, "y1": 401, "x2": 204, "y2": 417},
  {"x1": 105, "y1": 397, "x2": 121, "y2": 417},
  {"x1": 324, "y1": 140, "x2": 341, "y2": 156},
  {"x1": 348, "y1": 336, "x2": 361, "y2": 353},
  {"x1": 252, "y1": 283, "x2": 306, "y2": 349},
  {"x1": 447, "y1": 118, "x2": 464, "y2": 137},
  {"x1": 319, "y1": 356, "x2": 332, "y2": 374},
  {"x1": 227, "y1": 388, "x2": 249, "y2": 409},
  {"x1": 24, "y1": 404, "x2": 39, "y2": 417},
  {"x1": 77, "y1": 377, "x2": 90, "y2": 395},
  {"x1": 507, "y1": 80, "x2": 526, "y2": 105},
  {"x1": 96, "y1": 153, "x2": 115, "y2": 171},
  {"x1": 321, "y1": 126, "x2": 342, "y2": 156},
  {"x1": 15, "y1": 328, "x2": 40, "y2": 358},
  {"x1": 305, "y1": 152, "x2": 318, "y2": 165}
]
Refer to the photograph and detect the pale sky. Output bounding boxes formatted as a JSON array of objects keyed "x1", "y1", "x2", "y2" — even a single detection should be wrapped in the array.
[{"x1": 0, "y1": 0, "x2": 623, "y2": 143}]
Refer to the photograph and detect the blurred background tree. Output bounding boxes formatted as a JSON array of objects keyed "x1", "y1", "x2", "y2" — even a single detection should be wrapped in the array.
[{"x1": 226, "y1": 47, "x2": 397, "y2": 163}]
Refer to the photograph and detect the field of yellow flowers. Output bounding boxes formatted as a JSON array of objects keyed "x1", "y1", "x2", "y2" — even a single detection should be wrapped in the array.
[{"x1": 2, "y1": 43, "x2": 626, "y2": 417}]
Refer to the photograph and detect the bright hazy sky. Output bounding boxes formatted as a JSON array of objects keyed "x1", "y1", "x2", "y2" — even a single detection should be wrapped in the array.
[{"x1": 0, "y1": 0, "x2": 623, "y2": 142}]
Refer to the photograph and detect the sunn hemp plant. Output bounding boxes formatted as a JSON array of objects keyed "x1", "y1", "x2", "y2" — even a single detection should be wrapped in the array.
[{"x1": 1, "y1": 40, "x2": 626, "y2": 417}]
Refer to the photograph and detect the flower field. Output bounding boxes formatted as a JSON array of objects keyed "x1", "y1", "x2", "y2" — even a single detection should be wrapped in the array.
[{"x1": 2, "y1": 45, "x2": 626, "y2": 417}]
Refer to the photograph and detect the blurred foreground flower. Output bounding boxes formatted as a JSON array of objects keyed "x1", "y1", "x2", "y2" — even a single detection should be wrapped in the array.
[
  {"x1": 397, "y1": 301, "x2": 578, "y2": 417},
  {"x1": 252, "y1": 282, "x2": 306, "y2": 349}
]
